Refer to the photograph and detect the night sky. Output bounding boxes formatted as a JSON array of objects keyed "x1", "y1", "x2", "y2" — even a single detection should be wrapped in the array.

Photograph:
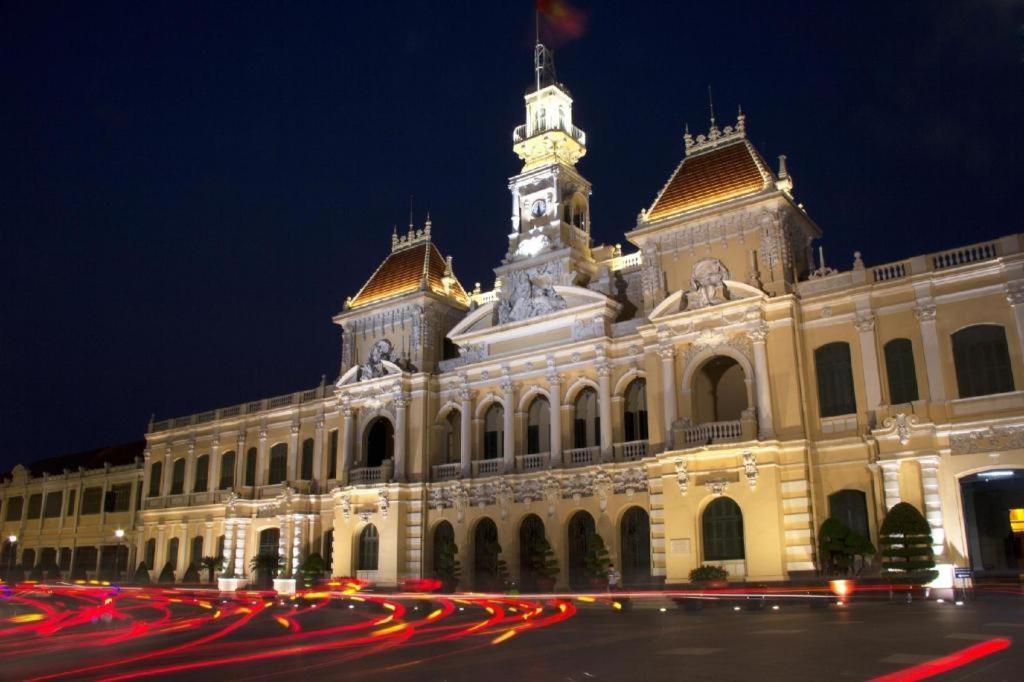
[{"x1": 2, "y1": 1, "x2": 1022, "y2": 469}]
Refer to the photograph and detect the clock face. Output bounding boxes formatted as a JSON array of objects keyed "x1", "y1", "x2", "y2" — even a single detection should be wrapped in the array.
[{"x1": 530, "y1": 199, "x2": 547, "y2": 218}]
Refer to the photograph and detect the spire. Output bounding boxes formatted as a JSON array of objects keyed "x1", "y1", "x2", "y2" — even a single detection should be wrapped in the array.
[
  {"x1": 707, "y1": 85, "x2": 720, "y2": 141},
  {"x1": 419, "y1": 216, "x2": 432, "y2": 290}
]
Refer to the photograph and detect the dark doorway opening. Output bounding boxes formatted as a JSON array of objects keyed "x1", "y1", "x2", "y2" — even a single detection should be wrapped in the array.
[{"x1": 960, "y1": 470, "x2": 1024, "y2": 577}]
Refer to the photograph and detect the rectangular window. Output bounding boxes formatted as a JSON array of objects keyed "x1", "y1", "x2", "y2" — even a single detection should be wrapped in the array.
[
  {"x1": 104, "y1": 483, "x2": 131, "y2": 513},
  {"x1": 80, "y1": 487, "x2": 103, "y2": 515},
  {"x1": 484, "y1": 431, "x2": 499, "y2": 459},
  {"x1": 884, "y1": 338, "x2": 919, "y2": 405},
  {"x1": 527, "y1": 425, "x2": 540, "y2": 454},
  {"x1": 26, "y1": 493, "x2": 42, "y2": 520},
  {"x1": 66, "y1": 489, "x2": 77, "y2": 516},
  {"x1": 574, "y1": 419, "x2": 586, "y2": 448},
  {"x1": 5, "y1": 496, "x2": 23, "y2": 521},
  {"x1": 814, "y1": 342, "x2": 857, "y2": 418},
  {"x1": 245, "y1": 448, "x2": 257, "y2": 486},
  {"x1": 43, "y1": 491, "x2": 63, "y2": 518},
  {"x1": 328, "y1": 430, "x2": 339, "y2": 479}
]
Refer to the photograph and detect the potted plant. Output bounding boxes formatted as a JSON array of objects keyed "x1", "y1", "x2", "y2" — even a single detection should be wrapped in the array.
[
  {"x1": 689, "y1": 565, "x2": 729, "y2": 589},
  {"x1": 200, "y1": 556, "x2": 223, "y2": 584},
  {"x1": 879, "y1": 502, "x2": 938, "y2": 600},
  {"x1": 583, "y1": 535, "x2": 611, "y2": 591},
  {"x1": 528, "y1": 537, "x2": 559, "y2": 592},
  {"x1": 434, "y1": 540, "x2": 461, "y2": 592},
  {"x1": 249, "y1": 552, "x2": 284, "y2": 588}
]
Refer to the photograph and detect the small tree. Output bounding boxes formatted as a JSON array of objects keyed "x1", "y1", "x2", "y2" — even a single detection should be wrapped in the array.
[
  {"x1": 583, "y1": 535, "x2": 611, "y2": 581},
  {"x1": 158, "y1": 561, "x2": 176, "y2": 584},
  {"x1": 300, "y1": 553, "x2": 326, "y2": 586},
  {"x1": 528, "y1": 537, "x2": 559, "y2": 586},
  {"x1": 133, "y1": 562, "x2": 151, "y2": 585},
  {"x1": 476, "y1": 541, "x2": 509, "y2": 591},
  {"x1": 200, "y1": 556, "x2": 222, "y2": 583},
  {"x1": 434, "y1": 541, "x2": 461, "y2": 590},
  {"x1": 879, "y1": 502, "x2": 938, "y2": 585},
  {"x1": 182, "y1": 563, "x2": 201, "y2": 583},
  {"x1": 249, "y1": 553, "x2": 283, "y2": 586},
  {"x1": 818, "y1": 517, "x2": 876, "y2": 576}
]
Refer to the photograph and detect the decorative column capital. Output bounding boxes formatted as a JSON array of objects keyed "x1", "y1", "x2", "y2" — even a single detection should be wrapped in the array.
[
  {"x1": 458, "y1": 387, "x2": 473, "y2": 404},
  {"x1": 916, "y1": 454, "x2": 940, "y2": 468},
  {"x1": 854, "y1": 312, "x2": 876, "y2": 332},
  {"x1": 913, "y1": 303, "x2": 936, "y2": 322},
  {"x1": 236, "y1": 432, "x2": 246, "y2": 446},
  {"x1": 746, "y1": 322, "x2": 769, "y2": 343},
  {"x1": 597, "y1": 363, "x2": 612, "y2": 378},
  {"x1": 1005, "y1": 281, "x2": 1024, "y2": 306},
  {"x1": 315, "y1": 416, "x2": 325, "y2": 430},
  {"x1": 290, "y1": 423, "x2": 300, "y2": 436},
  {"x1": 657, "y1": 346, "x2": 677, "y2": 361}
]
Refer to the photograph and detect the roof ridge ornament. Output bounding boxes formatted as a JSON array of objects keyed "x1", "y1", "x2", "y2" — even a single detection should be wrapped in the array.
[
  {"x1": 684, "y1": 105, "x2": 748, "y2": 156},
  {"x1": 392, "y1": 215, "x2": 433, "y2": 253}
]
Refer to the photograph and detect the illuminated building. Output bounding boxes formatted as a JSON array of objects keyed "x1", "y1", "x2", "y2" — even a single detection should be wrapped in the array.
[{"x1": 4, "y1": 43, "x2": 1024, "y2": 589}]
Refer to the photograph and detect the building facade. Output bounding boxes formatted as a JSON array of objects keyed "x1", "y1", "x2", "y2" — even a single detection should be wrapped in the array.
[{"x1": 5, "y1": 45, "x2": 1024, "y2": 588}]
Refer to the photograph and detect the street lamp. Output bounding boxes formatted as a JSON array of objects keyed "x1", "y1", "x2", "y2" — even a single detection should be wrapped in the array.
[
  {"x1": 6, "y1": 535, "x2": 17, "y2": 581},
  {"x1": 114, "y1": 529, "x2": 125, "y2": 582}
]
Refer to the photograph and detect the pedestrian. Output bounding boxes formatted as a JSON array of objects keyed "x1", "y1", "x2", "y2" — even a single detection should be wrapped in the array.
[{"x1": 607, "y1": 562, "x2": 621, "y2": 593}]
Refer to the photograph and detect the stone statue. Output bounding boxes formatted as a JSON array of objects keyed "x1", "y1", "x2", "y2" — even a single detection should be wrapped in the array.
[
  {"x1": 686, "y1": 258, "x2": 730, "y2": 309},
  {"x1": 359, "y1": 338, "x2": 395, "y2": 381},
  {"x1": 497, "y1": 266, "x2": 568, "y2": 324}
]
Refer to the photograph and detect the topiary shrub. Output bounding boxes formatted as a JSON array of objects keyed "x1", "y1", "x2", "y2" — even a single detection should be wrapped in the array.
[
  {"x1": 583, "y1": 535, "x2": 611, "y2": 582},
  {"x1": 133, "y1": 562, "x2": 151, "y2": 585},
  {"x1": 879, "y1": 502, "x2": 938, "y2": 585},
  {"x1": 158, "y1": 562, "x2": 176, "y2": 584},
  {"x1": 182, "y1": 563, "x2": 201, "y2": 583},
  {"x1": 818, "y1": 517, "x2": 876, "y2": 576},
  {"x1": 689, "y1": 565, "x2": 729, "y2": 583},
  {"x1": 475, "y1": 541, "x2": 509, "y2": 591},
  {"x1": 528, "y1": 537, "x2": 559, "y2": 589},
  {"x1": 434, "y1": 541, "x2": 461, "y2": 591}
]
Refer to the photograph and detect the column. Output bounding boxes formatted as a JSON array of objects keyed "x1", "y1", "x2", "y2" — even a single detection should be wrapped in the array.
[
  {"x1": 502, "y1": 380, "x2": 515, "y2": 473},
  {"x1": 854, "y1": 312, "x2": 883, "y2": 410},
  {"x1": 234, "y1": 519, "x2": 249, "y2": 578},
  {"x1": 287, "y1": 423, "x2": 300, "y2": 482},
  {"x1": 277, "y1": 517, "x2": 288, "y2": 577},
  {"x1": 235, "y1": 433, "x2": 246, "y2": 488},
  {"x1": 879, "y1": 460, "x2": 901, "y2": 511},
  {"x1": 747, "y1": 323, "x2": 775, "y2": 438},
  {"x1": 256, "y1": 427, "x2": 269, "y2": 486},
  {"x1": 658, "y1": 347, "x2": 678, "y2": 450},
  {"x1": 162, "y1": 446, "x2": 173, "y2": 496},
  {"x1": 183, "y1": 441, "x2": 195, "y2": 495},
  {"x1": 916, "y1": 455, "x2": 946, "y2": 557},
  {"x1": 222, "y1": 519, "x2": 236, "y2": 576},
  {"x1": 209, "y1": 437, "x2": 222, "y2": 493},
  {"x1": 313, "y1": 416, "x2": 325, "y2": 482},
  {"x1": 914, "y1": 303, "x2": 946, "y2": 402},
  {"x1": 341, "y1": 406, "x2": 354, "y2": 486},
  {"x1": 291, "y1": 515, "x2": 303, "y2": 577},
  {"x1": 597, "y1": 364, "x2": 613, "y2": 462},
  {"x1": 1005, "y1": 282, "x2": 1024, "y2": 358},
  {"x1": 547, "y1": 372, "x2": 562, "y2": 467},
  {"x1": 459, "y1": 389, "x2": 473, "y2": 478},
  {"x1": 156, "y1": 525, "x2": 167, "y2": 572},
  {"x1": 393, "y1": 396, "x2": 408, "y2": 482}
]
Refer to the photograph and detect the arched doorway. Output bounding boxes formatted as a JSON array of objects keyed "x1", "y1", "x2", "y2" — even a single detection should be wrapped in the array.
[
  {"x1": 620, "y1": 507, "x2": 651, "y2": 586},
  {"x1": 473, "y1": 518, "x2": 500, "y2": 589},
  {"x1": 693, "y1": 356, "x2": 748, "y2": 424},
  {"x1": 701, "y1": 497, "x2": 745, "y2": 575},
  {"x1": 960, "y1": 469, "x2": 1024, "y2": 577},
  {"x1": 483, "y1": 404, "x2": 504, "y2": 460},
  {"x1": 443, "y1": 411, "x2": 461, "y2": 464},
  {"x1": 431, "y1": 521, "x2": 456, "y2": 578},
  {"x1": 365, "y1": 418, "x2": 394, "y2": 468},
  {"x1": 573, "y1": 388, "x2": 600, "y2": 448},
  {"x1": 358, "y1": 525, "x2": 379, "y2": 572},
  {"x1": 567, "y1": 511, "x2": 597, "y2": 589},
  {"x1": 623, "y1": 379, "x2": 648, "y2": 442},
  {"x1": 519, "y1": 514, "x2": 546, "y2": 591},
  {"x1": 255, "y1": 528, "x2": 280, "y2": 585},
  {"x1": 526, "y1": 397, "x2": 551, "y2": 455}
]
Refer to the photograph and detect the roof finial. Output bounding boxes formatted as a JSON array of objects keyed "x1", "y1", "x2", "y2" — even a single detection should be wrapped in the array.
[
  {"x1": 424, "y1": 212, "x2": 432, "y2": 239},
  {"x1": 391, "y1": 224, "x2": 399, "y2": 251},
  {"x1": 683, "y1": 122, "x2": 694, "y2": 151},
  {"x1": 736, "y1": 104, "x2": 745, "y2": 134},
  {"x1": 707, "y1": 85, "x2": 720, "y2": 140}
]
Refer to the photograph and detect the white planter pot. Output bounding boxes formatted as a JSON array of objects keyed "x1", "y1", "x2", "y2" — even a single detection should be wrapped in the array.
[
  {"x1": 217, "y1": 576, "x2": 247, "y2": 592},
  {"x1": 273, "y1": 578, "x2": 297, "y2": 595}
]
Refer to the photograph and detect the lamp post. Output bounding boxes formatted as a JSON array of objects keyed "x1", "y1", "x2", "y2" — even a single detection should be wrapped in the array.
[
  {"x1": 114, "y1": 529, "x2": 125, "y2": 582},
  {"x1": 6, "y1": 534, "x2": 16, "y2": 581}
]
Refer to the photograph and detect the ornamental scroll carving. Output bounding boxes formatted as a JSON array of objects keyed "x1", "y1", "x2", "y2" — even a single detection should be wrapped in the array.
[{"x1": 950, "y1": 426, "x2": 1024, "y2": 456}]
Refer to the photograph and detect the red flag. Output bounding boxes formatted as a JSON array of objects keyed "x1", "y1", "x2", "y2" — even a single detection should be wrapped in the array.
[{"x1": 536, "y1": 0, "x2": 587, "y2": 45}]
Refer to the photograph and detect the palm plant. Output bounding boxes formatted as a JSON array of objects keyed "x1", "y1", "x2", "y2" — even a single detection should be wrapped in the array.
[
  {"x1": 249, "y1": 552, "x2": 283, "y2": 586},
  {"x1": 200, "y1": 556, "x2": 223, "y2": 583}
]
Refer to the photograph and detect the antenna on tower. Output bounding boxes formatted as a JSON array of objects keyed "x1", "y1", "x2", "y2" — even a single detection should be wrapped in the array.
[
  {"x1": 408, "y1": 194, "x2": 414, "y2": 232},
  {"x1": 707, "y1": 85, "x2": 716, "y2": 127}
]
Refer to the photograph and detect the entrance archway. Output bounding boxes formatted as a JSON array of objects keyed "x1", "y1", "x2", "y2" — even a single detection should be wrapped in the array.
[
  {"x1": 519, "y1": 514, "x2": 546, "y2": 591},
  {"x1": 620, "y1": 507, "x2": 651, "y2": 586},
  {"x1": 960, "y1": 469, "x2": 1024, "y2": 577},
  {"x1": 473, "y1": 518, "x2": 500, "y2": 589},
  {"x1": 432, "y1": 521, "x2": 455, "y2": 578},
  {"x1": 365, "y1": 418, "x2": 394, "y2": 468},
  {"x1": 692, "y1": 356, "x2": 748, "y2": 424},
  {"x1": 567, "y1": 511, "x2": 597, "y2": 589}
]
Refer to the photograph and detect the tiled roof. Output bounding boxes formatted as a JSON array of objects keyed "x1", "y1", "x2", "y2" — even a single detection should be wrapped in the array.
[
  {"x1": 4, "y1": 440, "x2": 145, "y2": 479},
  {"x1": 348, "y1": 242, "x2": 469, "y2": 309},
  {"x1": 647, "y1": 139, "x2": 771, "y2": 220}
]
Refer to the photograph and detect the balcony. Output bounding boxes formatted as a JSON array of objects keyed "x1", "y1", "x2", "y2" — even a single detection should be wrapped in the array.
[
  {"x1": 564, "y1": 446, "x2": 601, "y2": 467},
  {"x1": 472, "y1": 459, "x2": 502, "y2": 477},
  {"x1": 432, "y1": 462, "x2": 462, "y2": 482},
  {"x1": 513, "y1": 120, "x2": 586, "y2": 146},
  {"x1": 680, "y1": 420, "x2": 743, "y2": 446},
  {"x1": 349, "y1": 467, "x2": 383, "y2": 485},
  {"x1": 615, "y1": 440, "x2": 649, "y2": 461},
  {"x1": 516, "y1": 452, "x2": 551, "y2": 473}
]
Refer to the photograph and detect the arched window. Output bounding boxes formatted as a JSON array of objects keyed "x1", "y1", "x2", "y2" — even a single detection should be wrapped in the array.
[
  {"x1": 620, "y1": 507, "x2": 651, "y2": 585},
  {"x1": 59, "y1": 547, "x2": 72, "y2": 571},
  {"x1": 170, "y1": 458, "x2": 186, "y2": 495},
  {"x1": 527, "y1": 396, "x2": 551, "y2": 454},
  {"x1": 193, "y1": 454, "x2": 209, "y2": 493},
  {"x1": 702, "y1": 497, "x2": 745, "y2": 561},
  {"x1": 358, "y1": 525, "x2": 379, "y2": 571},
  {"x1": 258, "y1": 528, "x2": 280, "y2": 557},
  {"x1": 828, "y1": 489, "x2": 870, "y2": 539},
  {"x1": 432, "y1": 521, "x2": 455, "y2": 578},
  {"x1": 483, "y1": 404, "x2": 504, "y2": 460},
  {"x1": 219, "y1": 451, "x2": 235, "y2": 490},
  {"x1": 167, "y1": 538, "x2": 179, "y2": 570},
  {"x1": 558, "y1": 106, "x2": 566, "y2": 130},
  {"x1": 443, "y1": 411, "x2": 461, "y2": 464},
  {"x1": 245, "y1": 447, "x2": 257, "y2": 486},
  {"x1": 567, "y1": 511, "x2": 597, "y2": 589},
  {"x1": 573, "y1": 388, "x2": 600, "y2": 448},
  {"x1": 365, "y1": 419, "x2": 394, "y2": 468},
  {"x1": 623, "y1": 379, "x2": 648, "y2": 442},
  {"x1": 301, "y1": 438, "x2": 314, "y2": 480},
  {"x1": 814, "y1": 342, "x2": 856, "y2": 417},
  {"x1": 144, "y1": 538, "x2": 156, "y2": 569},
  {"x1": 884, "y1": 338, "x2": 919, "y2": 405},
  {"x1": 190, "y1": 536, "x2": 203, "y2": 567},
  {"x1": 953, "y1": 324, "x2": 1014, "y2": 398},
  {"x1": 268, "y1": 443, "x2": 288, "y2": 485},
  {"x1": 148, "y1": 461, "x2": 162, "y2": 497},
  {"x1": 537, "y1": 107, "x2": 547, "y2": 132},
  {"x1": 22, "y1": 548, "x2": 36, "y2": 569},
  {"x1": 40, "y1": 547, "x2": 57, "y2": 569}
]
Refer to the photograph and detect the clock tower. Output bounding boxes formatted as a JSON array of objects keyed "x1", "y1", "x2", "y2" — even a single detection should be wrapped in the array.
[{"x1": 502, "y1": 43, "x2": 595, "y2": 288}]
